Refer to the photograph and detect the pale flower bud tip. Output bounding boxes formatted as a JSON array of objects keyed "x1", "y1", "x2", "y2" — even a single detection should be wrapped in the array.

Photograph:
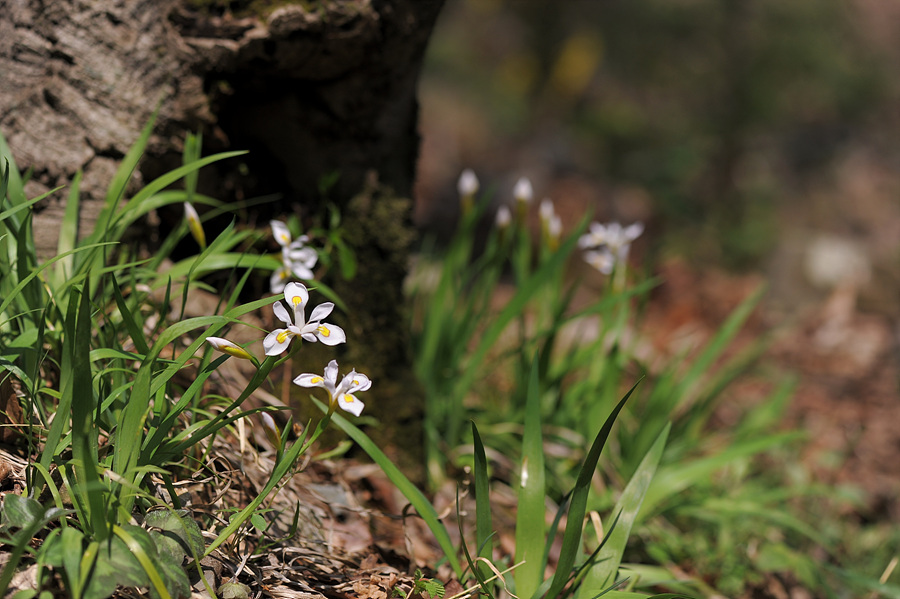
[
  {"x1": 458, "y1": 169, "x2": 479, "y2": 197},
  {"x1": 260, "y1": 411, "x2": 277, "y2": 431},
  {"x1": 206, "y1": 336, "x2": 254, "y2": 361},
  {"x1": 513, "y1": 177, "x2": 533, "y2": 203},
  {"x1": 184, "y1": 202, "x2": 206, "y2": 247},
  {"x1": 495, "y1": 205, "x2": 512, "y2": 228},
  {"x1": 539, "y1": 198, "x2": 555, "y2": 222}
]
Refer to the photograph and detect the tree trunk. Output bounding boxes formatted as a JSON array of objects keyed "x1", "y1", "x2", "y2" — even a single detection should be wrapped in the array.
[{"x1": 0, "y1": 0, "x2": 443, "y2": 480}]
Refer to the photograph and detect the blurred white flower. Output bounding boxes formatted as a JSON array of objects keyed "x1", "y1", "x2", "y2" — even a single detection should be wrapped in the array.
[
  {"x1": 263, "y1": 282, "x2": 346, "y2": 355},
  {"x1": 548, "y1": 214, "x2": 563, "y2": 244},
  {"x1": 579, "y1": 221, "x2": 644, "y2": 274},
  {"x1": 458, "y1": 169, "x2": 479, "y2": 197},
  {"x1": 539, "y1": 198, "x2": 555, "y2": 224},
  {"x1": 539, "y1": 198, "x2": 563, "y2": 249},
  {"x1": 458, "y1": 168, "x2": 480, "y2": 216},
  {"x1": 513, "y1": 177, "x2": 533, "y2": 204},
  {"x1": 294, "y1": 359, "x2": 371, "y2": 417},
  {"x1": 495, "y1": 205, "x2": 512, "y2": 229},
  {"x1": 583, "y1": 248, "x2": 616, "y2": 275},
  {"x1": 270, "y1": 220, "x2": 318, "y2": 293}
]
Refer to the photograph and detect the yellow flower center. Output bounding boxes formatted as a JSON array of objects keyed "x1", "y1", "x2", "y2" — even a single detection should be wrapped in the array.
[
  {"x1": 292, "y1": 296, "x2": 302, "y2": 307},
  {"x1": 343, "y1": 394, "x2": 355, "y2": 404},
  {"x1": 317, "y1": 325, "x2": 331, "y2": 337},
  {"x1": 276, "y1": 331, "x2": 290, "y2": 343},
  {"x1": 311, "y1": 376, "x2": 324, "y2": 384}
]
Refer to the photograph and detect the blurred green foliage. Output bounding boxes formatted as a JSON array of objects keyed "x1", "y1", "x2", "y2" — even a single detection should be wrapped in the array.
[{"x1": 426, "y1": 0, "x2": 890, "y2": 266}]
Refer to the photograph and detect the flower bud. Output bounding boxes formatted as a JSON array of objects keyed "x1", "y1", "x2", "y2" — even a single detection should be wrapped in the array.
[
  {"x1": 206, "y1": 336, "x2": 255, "y2": 361},
  {"x1": 513, "y1": 177, "x2": 533, "y2": 204},
  {"x1": 184, "y1": 202, "x2": 206, "y2": 249}
]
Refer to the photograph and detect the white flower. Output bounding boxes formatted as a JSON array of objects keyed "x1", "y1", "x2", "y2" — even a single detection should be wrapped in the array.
[
  {"x1": 458, "y1": 169, "x2": 479, "y2": 197},
  {"x1": 206, "y1": 336, "x2": 255, "y2": 361},
  {"x1": 513, "y1": 177, "x2": 533, "y2": 204},
  {"x1": 495, "y1": 205, "x2": 512, "y2": 229},
  {"x1": 294, "y1": 359, "x2": 371, "y2": 417},
  {"x1": 578, "y1": 221, "x2": 644, "y2": 274},
  {"x1": 548, "y1": 214, "x2": 562, "y2": 243},
  {"x1": 263, "y1": 282, "x2": 346, "y2": 355},
  {"x1": 578, "y1": 222, "x2": 644, "y2": 252},
  {"x1": 539, "y1": 198, "x2": 555, "y2": 224},
  {"x1": 270, "y1": 220, "x2": 318, "y2": 293},
  {"x1": 184, "y1": 202, "x2": 206, "y2": 248},
  {"x1": 584, "y1": 249, "x2": 616, "y2": 275}
]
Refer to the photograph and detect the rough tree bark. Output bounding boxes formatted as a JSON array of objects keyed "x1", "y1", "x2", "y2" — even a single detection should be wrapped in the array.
[{"x1": 0, "y1": 0, "x2": 444, "y2": 479}]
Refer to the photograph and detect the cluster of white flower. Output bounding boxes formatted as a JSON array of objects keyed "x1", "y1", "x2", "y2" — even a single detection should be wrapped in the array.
[
  {"x1": 269, "y1": 220, "x2": 318, "y2": 294},
  {"x1": 457, "y1": 170, "x2": 643, "y2": 274},
  {"x1": 207, "y1": 278, "x2": 369, "y2": 417}
]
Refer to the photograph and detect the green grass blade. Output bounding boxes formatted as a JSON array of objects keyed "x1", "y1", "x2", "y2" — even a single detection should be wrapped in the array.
[
  {"x1": 577, "y1": 423, "x2": 670, "y2": 597},
  {"x1": 637, "y1": 431, "x2": 802, "y2": 521},
  {"x1": 69, "y1": 279, "x2": 108, "y2": 540},
  {"x1": 111, "y1": 277, "x2": 151, "y2": 356},
  {"x1": 324, "y1": 400, "x2": 463, "y2": 577},
  {"x1": 0, "y1": 133, "x2": 25, "y2": 203},
  {"x1": 471, "y1": 421, "x2": 493, "y2": 582},
  {"x1": 546, "y1": 379, "x2": 641, "y2": 599},
  {"x1": 515, "y1": 357, "x2": 547, "y2": 599},
  {"x1": 53, "y1": 169, "x2": 82, "y2": 286},
  {"x1": 40, "y1": 287, "x2": 80, "y2": 471},
  {"x1": 0, "y1": 242, "x2": 116, "y2": 323},
  {"x1": 104, "y1": 111, "x2": 157, "y2": 208}
]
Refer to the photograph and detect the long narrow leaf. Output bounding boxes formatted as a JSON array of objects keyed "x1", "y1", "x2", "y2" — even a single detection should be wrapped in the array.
[
  {"x1": 69, "y1": 279, "x2": 108, "y2": 539},
  {"x1": 471, "y1": 421, "x2": 493, "y2": 583},
  {"x1": 54, "y1": 170, "x2": 82, "y2": 286},
  {"x1": 577, "y1": 423, "x2": 670, "y2": 597},
  {"x1": 516, "y1": 356, "x2": 547, "y2": 599},
  {"x1": 546, "y1": 379, "x2": 641, "y2": 599}
]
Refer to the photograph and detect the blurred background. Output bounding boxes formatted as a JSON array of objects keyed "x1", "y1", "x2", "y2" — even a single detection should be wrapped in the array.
[
  {"x1": 417, "y1": 0, "x2": 899, "y2": 308},
  {"x1": 414, "y1": 0, "x2": 900, "y2": 520}
]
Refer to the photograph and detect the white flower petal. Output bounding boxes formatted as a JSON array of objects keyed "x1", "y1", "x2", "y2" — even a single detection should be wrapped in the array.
[
  {"x1": 271, "y1": 220, "x2": 292, "y2": 247},
  {"x1": 343, "y1": 370, "x2": 371, "y2": 392},
  {"x1": 284, "y1": 282, "x2": 309, "y2": 310},
  {"x1": 315, "y1": 323, "x2": 345, "y2": 346},
  {"x1": 263, "y1": 328, "x2": 294, "y2": 355},
  {"x1": 272, "y1": 300, "x2": 292, "y2": 326},
  {"x1": 270, "y1": 268, "x2": 290, "y2": 294},
  {"x1": 289, "y1": 264, "x2": 314, "y2": 280},
  {"x1": 624, "y1": 222, "x2": 644, "y2": 241},
  {"x1": 584, "y1": 249, "x2": 615, "y2": 275},
  {"x1": 324, "y1": 360, "x2": 340, "y2": 387},
  {"x1": 308, "y1": 302, "x2": 334, "y2": 323},
  {"x1": 294, "y1": 373, "x2": 328, "y2": 388},
  {"x1": 337, "y1": 393, "x2": 365, "y2": 417}
]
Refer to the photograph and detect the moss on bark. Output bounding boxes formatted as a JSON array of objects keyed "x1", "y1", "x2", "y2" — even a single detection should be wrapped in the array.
[{"x1": 329, "y1": 173, "x2": 424, "y2": 483}]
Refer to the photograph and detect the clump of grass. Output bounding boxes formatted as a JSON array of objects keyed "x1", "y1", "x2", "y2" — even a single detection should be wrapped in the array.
[{"x1": 0, "y1": 117, "x2": 370, "y2": 599}]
